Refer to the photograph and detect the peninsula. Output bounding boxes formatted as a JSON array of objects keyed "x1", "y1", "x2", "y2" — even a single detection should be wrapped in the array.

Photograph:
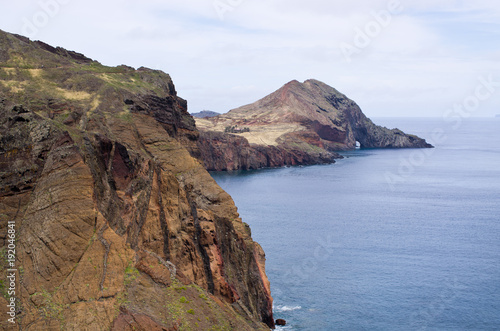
[{"x1": 196, "y1": 79, "x2": 433, "y2": 171}]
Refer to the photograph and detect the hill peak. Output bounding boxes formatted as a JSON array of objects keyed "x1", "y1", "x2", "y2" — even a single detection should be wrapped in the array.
[
  {"x1": 196, "y1": 79, "x2": 433, "y2": 155},
  {"x1": 282, "y1": 79, "x2": 340, "y2": 92},
  {"x1": 0, "y1": 28, "x2": 95, "y2": 67}
]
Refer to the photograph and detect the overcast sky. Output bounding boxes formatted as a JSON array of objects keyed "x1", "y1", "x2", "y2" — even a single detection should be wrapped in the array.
[{"x1": 1, "y1": 0, "x2": 500, "y2": 117}]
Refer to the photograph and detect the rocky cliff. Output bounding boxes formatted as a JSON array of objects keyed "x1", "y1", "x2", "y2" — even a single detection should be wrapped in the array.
[
  {"x1": 197, "y1": 79, "x2": 432, "y2": 171},
  {"x1": 0, "y1": 30, "x2": 273, "y2": 330},
  {"x1": 198, "y1": 131, "x2": 340, "y2": 171}
]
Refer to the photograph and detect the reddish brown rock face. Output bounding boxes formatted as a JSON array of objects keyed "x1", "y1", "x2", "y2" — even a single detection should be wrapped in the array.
[
  {"x1": 0, "y1": 29, "x2": 273, "y2": 330},
  {"x1": 198, "y1": 130, "x2": 341, "y2": 171},
  {"x1": 196, "y1": 79, "x2": 433, "y2": 171},
  {"x1": 112, "y1": 308, "x2": 176, "y2": 331}
]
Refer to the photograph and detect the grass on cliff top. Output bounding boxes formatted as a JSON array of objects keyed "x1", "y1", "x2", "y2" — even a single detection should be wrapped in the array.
[
  {"x1": 1, "y1": 55, "x2": 170, "y2": 113},
  {"x1": 98, "y1": 71, "x2": 165, "y2": 95},
  {"x1": 0, "y1": 64, "x2": 172, "y2": 140},
  {"x1": 1, "y1": 31, "x2": 177, "y2": 141}
]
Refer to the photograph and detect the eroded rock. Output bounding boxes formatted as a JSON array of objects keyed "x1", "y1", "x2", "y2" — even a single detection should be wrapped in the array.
[
  {"x1": 196, "y1": 79, "x2": 432, "y2": 171},
  {"x1": 0, "y1": 29, "x2": 273, "y2": 330}
]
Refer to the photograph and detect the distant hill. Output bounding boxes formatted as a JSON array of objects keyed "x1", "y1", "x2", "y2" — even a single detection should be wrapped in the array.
[
  {"x1": 196, "y1": 79, "x2": 433, "y2": 171},
  {"x1": 191, "y1": 110, "x2": 220, "y2": 118}
]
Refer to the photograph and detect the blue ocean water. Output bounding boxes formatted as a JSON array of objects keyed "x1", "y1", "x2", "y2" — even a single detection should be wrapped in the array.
[{"x1": 211, "y1": 118, "x2": 500, "y2": 331}]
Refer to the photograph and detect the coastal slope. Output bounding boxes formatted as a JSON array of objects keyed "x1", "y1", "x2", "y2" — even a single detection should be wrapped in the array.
[
  {"x1": 197, "y1": 79, "x2": 432, "y2": 171},
  {"x1": 0, "y1": 30, "x2": 273, "y2": 330}
]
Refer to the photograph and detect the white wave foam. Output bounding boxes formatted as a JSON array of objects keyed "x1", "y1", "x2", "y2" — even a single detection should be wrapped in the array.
[
  {"x1": 275, "y1": 305, "x2": 302, "y2": 312},
  {"x1": 275, "y1": 326, "x2": 293, "y2": 331}
]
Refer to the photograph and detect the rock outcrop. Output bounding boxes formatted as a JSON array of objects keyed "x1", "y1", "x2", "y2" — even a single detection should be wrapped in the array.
[
  {"x1": 196, "y1": 79, "x2": 433, "y2": 171},
  {"x1": 199, "y1": 130, "x2": 340, "y2": 171},
  {"x1": 0, "y1": 29, "x2": 273, "y2": 330},
  {"x1": 191, "y1": 110, "x2": 221, "y2": 119}
]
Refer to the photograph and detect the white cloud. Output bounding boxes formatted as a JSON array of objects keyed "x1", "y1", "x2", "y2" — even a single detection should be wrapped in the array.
[{"x1": 1, "y1": 0, "x2": 499, "y2": 117}]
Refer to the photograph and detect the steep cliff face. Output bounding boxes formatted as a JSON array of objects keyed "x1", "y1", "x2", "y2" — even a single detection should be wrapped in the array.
[
  {"x1": 199, "y1": 131, "x2": 340, "y2": 171},
  {"x1": 197, "y1": 79, "x2": 432, "y2": 171},
  {"x1": 0, "y1": 30, "x2": 273, "y2": 330}
]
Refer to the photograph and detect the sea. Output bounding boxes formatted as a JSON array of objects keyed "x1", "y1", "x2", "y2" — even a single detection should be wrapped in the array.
[{"x1": 210, "y1": 118, "x2": 500, "y2": 331}]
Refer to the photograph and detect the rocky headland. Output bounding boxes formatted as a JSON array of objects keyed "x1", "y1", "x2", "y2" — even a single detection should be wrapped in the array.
[
  {"x1": 0, "y1": 30, "x2": 274, "y2": 330},
  {"x1": 196, "y1": 79, "x2": 433, "y2": 171}
]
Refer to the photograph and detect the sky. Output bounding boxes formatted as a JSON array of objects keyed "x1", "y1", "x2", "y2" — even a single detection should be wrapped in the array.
[{"x1": 1, "y1": 0, "x2": 500, "y2": 117}]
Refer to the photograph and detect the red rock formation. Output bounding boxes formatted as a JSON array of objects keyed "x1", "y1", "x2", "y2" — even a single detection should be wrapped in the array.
[
  {"x1": 198, "y1": 130, "x2": 340, "y2": 171},
  {"x1": 196, "y1": 79, "x2": 433, "y2": 171},
  {"x1": 0, "y1": 29, "x2": 273, "y2": 330}
]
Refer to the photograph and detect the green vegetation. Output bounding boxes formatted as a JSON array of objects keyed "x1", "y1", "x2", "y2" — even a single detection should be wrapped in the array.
[
  {"x1": 115, "y1": 261, "x2": 138, "y2": 313},
  {"x1": 74, "y1": 62, "x2": 131, "y2": 74},
  {"x1": 30, "y1": 288, "x2": 68, "y2": 328},
  {"x1": 0, "y1": 280, "x2": 6, "y2": 299},
  {"x1": 243, "y1": 222, "x2": 252, "y2": 236},
  {"x1": 99, "y1": 72, "x2": 163, "y2": 94},
  {"x1": 174, "y1": 281, "x2": 187, "y2": 292},
  {"x1": 124, "y1": 262, "x2": 140, "y2": 285},
  {"x1": 0, "y1": 43, "x2": 174, "y2": 124},
  {"x1": 285, "y1": 140, "x2": 325, "y2": 154},
  {"x1": 154, "y1": 282, "x2": 252, "y2": 331},
  {"x1": 0, "y1": 248, "x2": 9, "y2": 298},
  {"x1": 117, "y1": 110, "x2": 133, "y2": 123},
  {"x1": 0, "y1": 30, "x2": 269, "y2": 331},
  {"x1": 116, "y1": 291, "x2": 130, "y2": 309}
]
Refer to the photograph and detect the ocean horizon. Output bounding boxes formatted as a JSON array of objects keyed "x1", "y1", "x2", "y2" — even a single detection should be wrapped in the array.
[{"x1": 212, "y1": 117, "x2": 500, "y2": 330}]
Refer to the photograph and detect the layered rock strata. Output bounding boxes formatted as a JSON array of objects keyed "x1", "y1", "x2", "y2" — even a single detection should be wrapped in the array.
[
  {"x1": 197, "y1": 79, "x2": 432, "y2": 171},
  {"x1": 0, "y1": 30, "x2": 273, "y2": 330}
]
